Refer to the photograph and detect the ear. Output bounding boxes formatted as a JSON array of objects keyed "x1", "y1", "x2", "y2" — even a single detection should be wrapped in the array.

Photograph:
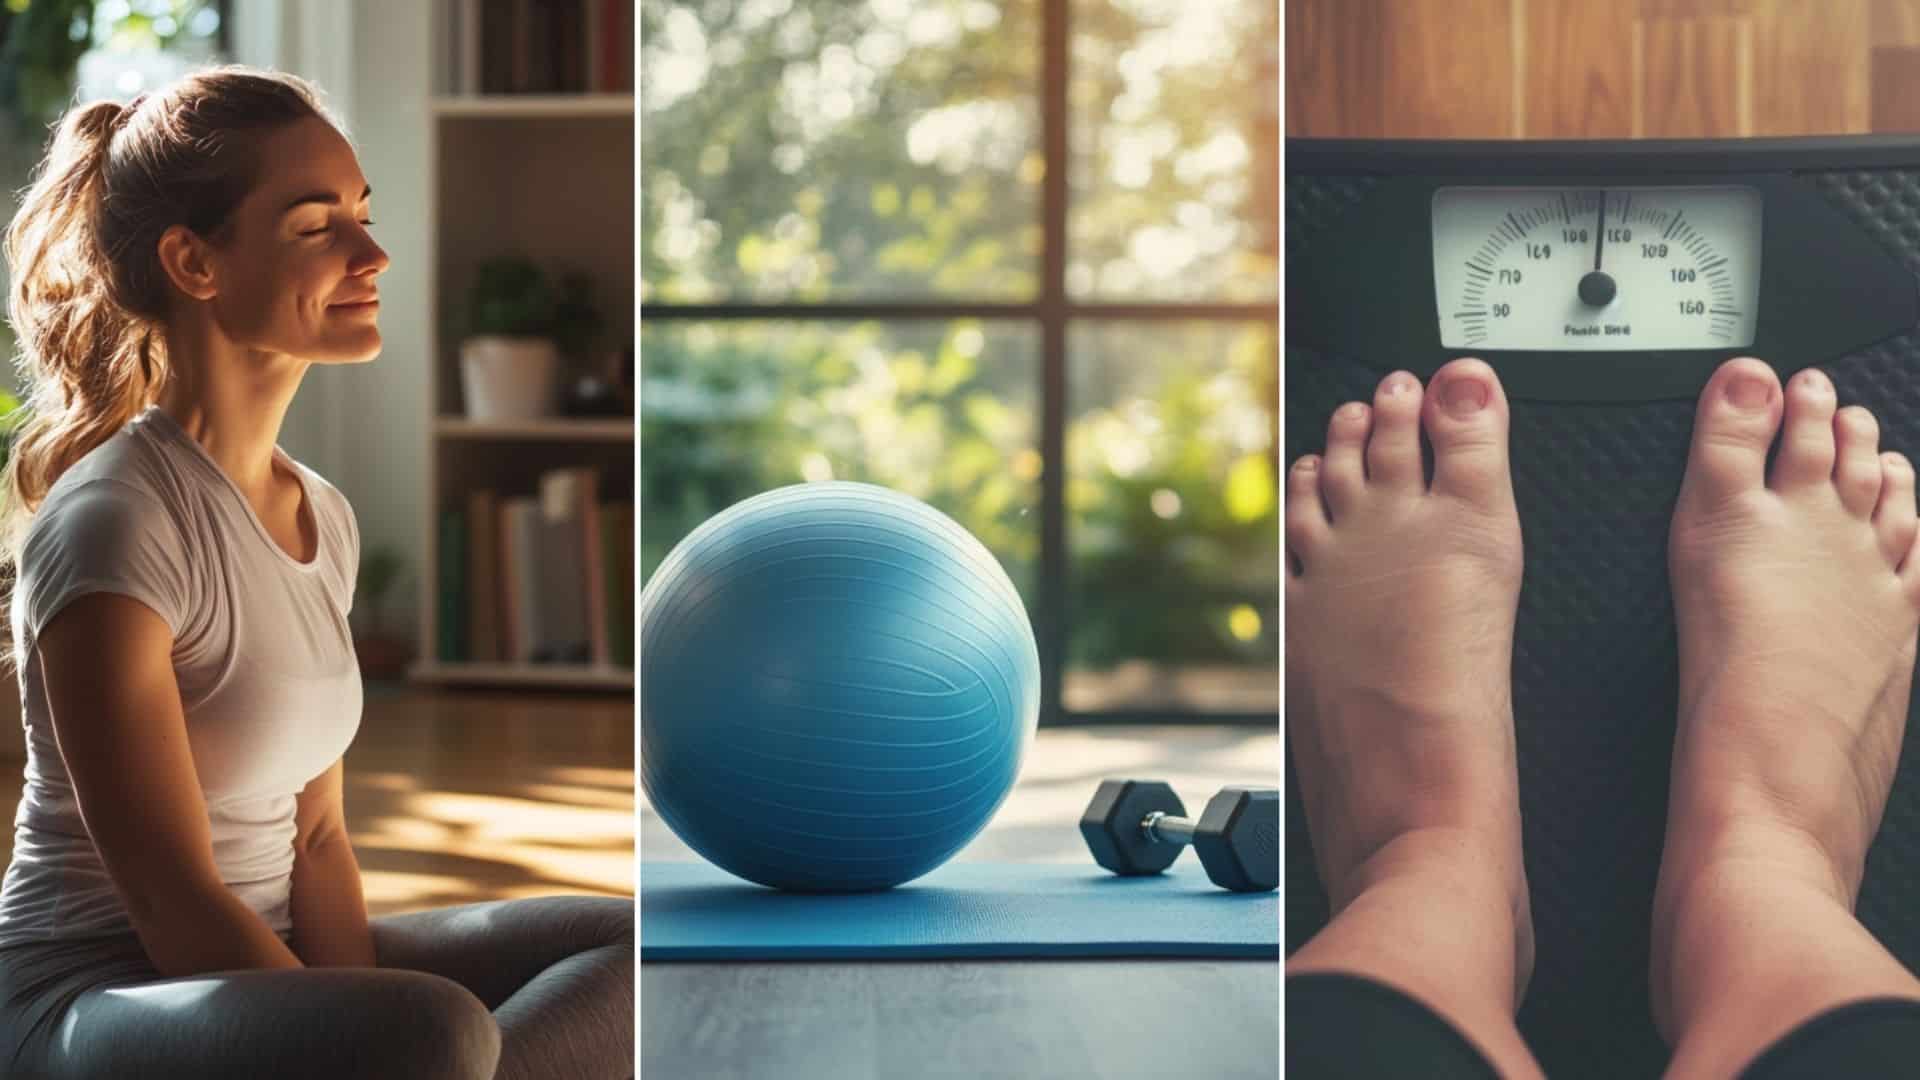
[{"x1": 154, "y1": 224, "x2": 220, "y2": 302}]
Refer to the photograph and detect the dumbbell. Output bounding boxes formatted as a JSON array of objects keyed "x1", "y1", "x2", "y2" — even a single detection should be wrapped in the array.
[{"x1": 1079, "y1": 779, "x2": 1278, "y2": 892}]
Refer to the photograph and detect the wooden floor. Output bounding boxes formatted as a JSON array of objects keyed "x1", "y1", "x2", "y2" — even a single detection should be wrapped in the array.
[
  {"x1": 0, "y1": 684, "x2": 636, "y2": 916},
  {"x1": 642, "y1": 723, "x2": 1282, "y2": 1080}
]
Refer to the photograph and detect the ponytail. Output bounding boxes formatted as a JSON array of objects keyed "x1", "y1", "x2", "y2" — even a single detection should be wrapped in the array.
[{"x1": 0, "y1": 97, "x2": 166, "y2": 571}]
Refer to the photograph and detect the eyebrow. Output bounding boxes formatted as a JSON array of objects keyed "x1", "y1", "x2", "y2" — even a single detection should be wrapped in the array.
[{"x1": 281, "y1": 184, "x2": 373, "y2": 215}]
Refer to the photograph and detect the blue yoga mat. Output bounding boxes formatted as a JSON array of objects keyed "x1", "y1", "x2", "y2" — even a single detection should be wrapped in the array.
[{"x1": 640, "y1": 859, "x2": 1280, "y2": 961}]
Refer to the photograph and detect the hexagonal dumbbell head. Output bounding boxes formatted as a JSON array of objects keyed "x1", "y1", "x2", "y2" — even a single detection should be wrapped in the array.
[
  {"x1": 1191, "y1": 786, "x2": 1279, "y2": 892},
  {"x1": 1080, "y1": 779, "x2": 1187, "y2": 875}
]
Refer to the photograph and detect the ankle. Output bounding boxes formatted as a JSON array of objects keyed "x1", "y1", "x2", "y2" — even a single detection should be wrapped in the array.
[
  {"x1": 1658, "y1": 795, "x2": 1859, "y2": 922},
  {"x1": 1649, "y1": 842, "x2": 1920, "y2": 1074},
  {"x1": 1337, "y1": 822, "x2": 1524, "y2": 908},
  {"x1": 1342, "y1": 825, "x2": 1536, "y2": 1000},
  {"x1": 1652, "y1": 816, "x2": 1858, "y2": 1039}
]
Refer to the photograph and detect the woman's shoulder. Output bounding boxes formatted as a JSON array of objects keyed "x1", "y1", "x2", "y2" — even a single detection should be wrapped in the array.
[
  {"x1": 26, "y1": 474, "x2": 178, "y2": 558},
  {"x1": 34, "y1": 433, "x2": 177, "y2": 528}
]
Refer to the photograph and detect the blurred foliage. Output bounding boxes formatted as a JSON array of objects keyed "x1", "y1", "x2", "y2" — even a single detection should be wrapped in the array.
[
  {"x1": 1066, "y1": 322, "x2": 1277, "y2": 668},
  {"x1": 0, "y1": 0, "x2": 95, "y2": 139},
  {"x1": 354, "y1": 544, "x2": 404, "y2": 635},
  {"x1": 641, "y1": 319, "x2": 1041, "y2": 591},
  {"x1": 0, "y1": 0, "x2": 221, "y2": 139},
  {"x1": 641, "y1": 0, "x2": 1280, "y2": 679}
]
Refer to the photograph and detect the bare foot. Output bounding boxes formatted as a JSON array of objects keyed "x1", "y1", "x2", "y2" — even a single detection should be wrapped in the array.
[
  {"x1": 1284, "y1": 357, "x2": 1533, "y2": 1006},
  {"x1": 1654, "y1": 357, "x2": 1920, "y2": 1046}
]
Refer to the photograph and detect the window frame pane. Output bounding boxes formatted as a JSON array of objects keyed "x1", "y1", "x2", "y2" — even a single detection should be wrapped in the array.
[{"x1": 640, "y1": 0, "x2": 1279, "y2": 727}]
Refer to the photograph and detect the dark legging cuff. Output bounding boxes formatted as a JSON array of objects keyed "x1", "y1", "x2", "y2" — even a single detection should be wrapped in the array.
[
  {"x1": 1739, "y1": 996, "x2": 1920, "y2": 1079},
  {"x1": 1286, "y1": 971, "x2": 1503, "y2": 1080}
]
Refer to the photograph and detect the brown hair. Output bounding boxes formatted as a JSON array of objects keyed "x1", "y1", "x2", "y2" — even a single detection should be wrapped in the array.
[{"x1": 0, "y1": 64, "x2": 342, "y2": 575}]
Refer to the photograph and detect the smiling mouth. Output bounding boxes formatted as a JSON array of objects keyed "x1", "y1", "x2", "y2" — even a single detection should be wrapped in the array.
[{"x1": 331, "y1": 300, "x2": 380, "y2": 310}]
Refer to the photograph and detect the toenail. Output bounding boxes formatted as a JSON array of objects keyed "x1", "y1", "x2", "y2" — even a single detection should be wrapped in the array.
[
  {"x1": 1295, "y1": 456, "x2": 1318, "y2": 471},
  {"x1": 1341, "y1": 402, "x2": 1367, "y2": 421},
  {"x1": 1443, "y1": 379, "x2": 1488, "y2": 415},
  {"x1": 1800, "y1": 370, "x2": 1830, "y2": 395},
  {"x1": 1727, "y1": 374, "x2": 1771, "y2": 409}
]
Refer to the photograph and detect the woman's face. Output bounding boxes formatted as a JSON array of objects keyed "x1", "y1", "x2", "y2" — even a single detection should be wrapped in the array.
[{"x1": 197, "y1": 116, "x2": 390, "y2": 365}]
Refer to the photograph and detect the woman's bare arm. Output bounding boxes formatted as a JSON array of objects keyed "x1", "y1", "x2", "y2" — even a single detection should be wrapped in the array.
[
  {"x1": 36, "y1": 591, "x2": 302, "y2": 975},
  {"x1": 289, "y1": 757, "x2": 375, "y2": 967}
]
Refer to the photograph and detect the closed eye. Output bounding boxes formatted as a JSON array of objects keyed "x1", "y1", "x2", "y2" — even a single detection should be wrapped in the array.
[{"x1": 301, "y1": 220, "x2": 377, "y2": 236}]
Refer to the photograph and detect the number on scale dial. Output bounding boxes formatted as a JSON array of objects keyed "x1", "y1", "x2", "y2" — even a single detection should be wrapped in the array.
[{"x1": 1430, "y1": 186, "x2": 1762, "y2": 351}]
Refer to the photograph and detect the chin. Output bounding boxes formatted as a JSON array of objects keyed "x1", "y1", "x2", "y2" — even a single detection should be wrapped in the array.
[{"x1": 316, "y1": 335, "x2": 383, "y2": 365}]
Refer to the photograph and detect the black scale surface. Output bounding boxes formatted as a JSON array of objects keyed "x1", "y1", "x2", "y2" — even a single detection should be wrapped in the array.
[{"x1": 1286, "y1": 137, "x2": 1920, "y2": 1079}]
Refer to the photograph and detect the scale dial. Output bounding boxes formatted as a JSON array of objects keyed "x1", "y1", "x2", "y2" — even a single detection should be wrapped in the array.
[{"x1": 1431, "y1": 186, "x2": 1763, "y2": 351}]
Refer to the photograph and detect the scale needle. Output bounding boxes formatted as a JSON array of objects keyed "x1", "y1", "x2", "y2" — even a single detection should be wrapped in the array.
[{"x1": 1594, "y1": 189, "x2": 1606, "y2": 270}]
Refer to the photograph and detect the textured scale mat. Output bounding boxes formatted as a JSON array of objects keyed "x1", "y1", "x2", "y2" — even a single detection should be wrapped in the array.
[{"x1": 1287, "y1": 167, "x2": 1920, "y2": 1079}]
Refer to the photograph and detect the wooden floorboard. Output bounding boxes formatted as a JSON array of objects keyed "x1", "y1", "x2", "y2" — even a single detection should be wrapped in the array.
[{"x1": 0, "y1": 684, "x2": 636, "y2": 916}]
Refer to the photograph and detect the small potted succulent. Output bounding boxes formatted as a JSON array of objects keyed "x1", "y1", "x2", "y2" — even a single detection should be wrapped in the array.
[{"x1": 458, "y1": 257, "x2": 562, "y2": 421}]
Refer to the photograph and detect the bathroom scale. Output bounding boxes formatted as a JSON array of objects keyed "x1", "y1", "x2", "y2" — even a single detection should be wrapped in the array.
[{"x1": 1286, "y1": 135, "x2": 1920, "y2": 1079}]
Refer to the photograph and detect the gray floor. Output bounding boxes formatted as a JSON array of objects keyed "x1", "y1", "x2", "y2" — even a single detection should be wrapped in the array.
[{"x1": 641, "y1": 724, "x2": 1282, "y2": 1080}]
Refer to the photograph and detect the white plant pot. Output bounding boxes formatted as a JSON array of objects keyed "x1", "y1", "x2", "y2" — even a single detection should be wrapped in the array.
[{"x1": 460, "y1": 336, "x2": 564, "y2": 421}]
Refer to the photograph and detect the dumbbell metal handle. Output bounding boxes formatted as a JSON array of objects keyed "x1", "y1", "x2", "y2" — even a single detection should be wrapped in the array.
[{"x1": 1141, "y1": 810, "x2": 1196, "y2": 847}]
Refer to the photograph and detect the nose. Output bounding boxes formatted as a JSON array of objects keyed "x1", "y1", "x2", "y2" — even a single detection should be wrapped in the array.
[{"x1": 352, "y1": 228, "x2": 390, "y2": 277}]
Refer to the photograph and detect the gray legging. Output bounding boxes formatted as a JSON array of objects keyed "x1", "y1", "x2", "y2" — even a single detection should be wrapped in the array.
[{"x1": 0, "y1": 893, "x2": 633, "y2": 1079}]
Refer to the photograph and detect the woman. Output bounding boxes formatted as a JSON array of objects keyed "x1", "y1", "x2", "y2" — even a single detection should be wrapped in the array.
[
  {"x1": 0, "y1": 66, "x2": 632, "y2": 1078},
  {"x1": 1287, "y1": 356, "x2": 1920, "y2": 1078}
]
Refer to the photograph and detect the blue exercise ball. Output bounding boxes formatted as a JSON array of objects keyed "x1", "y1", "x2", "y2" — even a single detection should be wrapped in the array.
[{"x1": 641, "y1": 481, "x2": 1041, "y2": 891}]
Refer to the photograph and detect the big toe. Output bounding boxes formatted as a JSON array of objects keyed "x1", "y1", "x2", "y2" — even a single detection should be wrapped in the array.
[
  {"x1": 1424, "y1": 357, "x2": 1513, "y2": 508},
  {"x1": 1681, "y1": 357, "x2": 1784, "y2": 509}
]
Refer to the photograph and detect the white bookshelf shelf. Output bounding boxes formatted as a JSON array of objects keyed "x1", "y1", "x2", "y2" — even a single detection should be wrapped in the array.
[
  {"x1": 436, "y1": 416, "x2": 633, "y2": 441},
  {"x1": 431, "y1": 94, "x2": 633, "y2": 118},
  {"x1": 408, "y1": 661, "x2": 634, "y2": 690},
  {"x1": 416, "y1": 75, "x2": 635, "y2": 694}
]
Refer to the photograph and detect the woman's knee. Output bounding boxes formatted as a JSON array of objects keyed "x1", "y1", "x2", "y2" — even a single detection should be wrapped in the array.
[
  {"x1": 559, "y1": 895, "x2": 633, "y2": 951},
  {"x1": 378, "y1": 972, "x2": 502, "y2": 1079},
  {"x1": 601, "y1": 898, "x2": 634, "y2": 950}
]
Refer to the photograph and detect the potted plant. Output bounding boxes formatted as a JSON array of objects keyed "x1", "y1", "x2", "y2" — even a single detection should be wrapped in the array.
[
  {"x1": 551, "y1": 272, "x2": 625, "y2": 417},
  {"x1": 458, "y1": 256, "x2": 563, "y2": 421},
  {"x1": 352, "y1": 545, "x2": 413, "y2": 681}
]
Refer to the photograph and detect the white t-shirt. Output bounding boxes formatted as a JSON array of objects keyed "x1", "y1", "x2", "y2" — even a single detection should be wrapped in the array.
[{"x1": 0, "y1": 404, "x2": 363, "y2": 946}]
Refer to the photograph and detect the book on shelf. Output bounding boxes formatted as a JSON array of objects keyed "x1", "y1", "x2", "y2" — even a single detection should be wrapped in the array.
[
  {"x1": 443, "y1": 0, "x2": 633, "y2": 96},
  {"x1": 466, "y1": 488, "x2": 501, "y2": 661},
  {"x1": 440, "y1": 468, "x2": 634, "y2": 669},
  {"x1": 437, "y1": 508, "x2": 468, "y2": 665}
]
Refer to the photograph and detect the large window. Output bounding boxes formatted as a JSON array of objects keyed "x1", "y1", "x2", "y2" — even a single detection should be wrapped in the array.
[{"x1": 641, "y1": 0, "x2": 1278, "y2": 725}]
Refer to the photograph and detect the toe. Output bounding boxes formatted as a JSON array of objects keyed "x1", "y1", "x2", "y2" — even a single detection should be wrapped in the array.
[
  {"x1": 1320, "y1": 401, "x2": 1371, "y2": 521},
  {"x1": 1770, "y1": 367, "x2": 1840, "y2": 494},
  {"x1": 1364, "y1": 370, "x2": 1425, "y2": 493},
  {"x1": 1423, "y1": 357, "x2": 1511, "y2": 508},
  {"x1": 1681, "y1": 357, "x2": 1783, "y2": 510},
  {"x1": 1286, "y1": 454, "x2": 1332, "y2": 576},
  {"x1": 1875, "y1": 452, "x2": 1919, "y2": 573},
  {"x1": 1833, "y1": 406, "x2": 1885, "y2": 519}
]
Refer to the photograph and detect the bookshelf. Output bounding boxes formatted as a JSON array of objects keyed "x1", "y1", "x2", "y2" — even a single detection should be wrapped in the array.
[
  {"x1": 410, "y1": 5, "x2": 635, "y2": 692},
  {"x1": 432, "y1": 94, "x2": 633, "y2": 119}
]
